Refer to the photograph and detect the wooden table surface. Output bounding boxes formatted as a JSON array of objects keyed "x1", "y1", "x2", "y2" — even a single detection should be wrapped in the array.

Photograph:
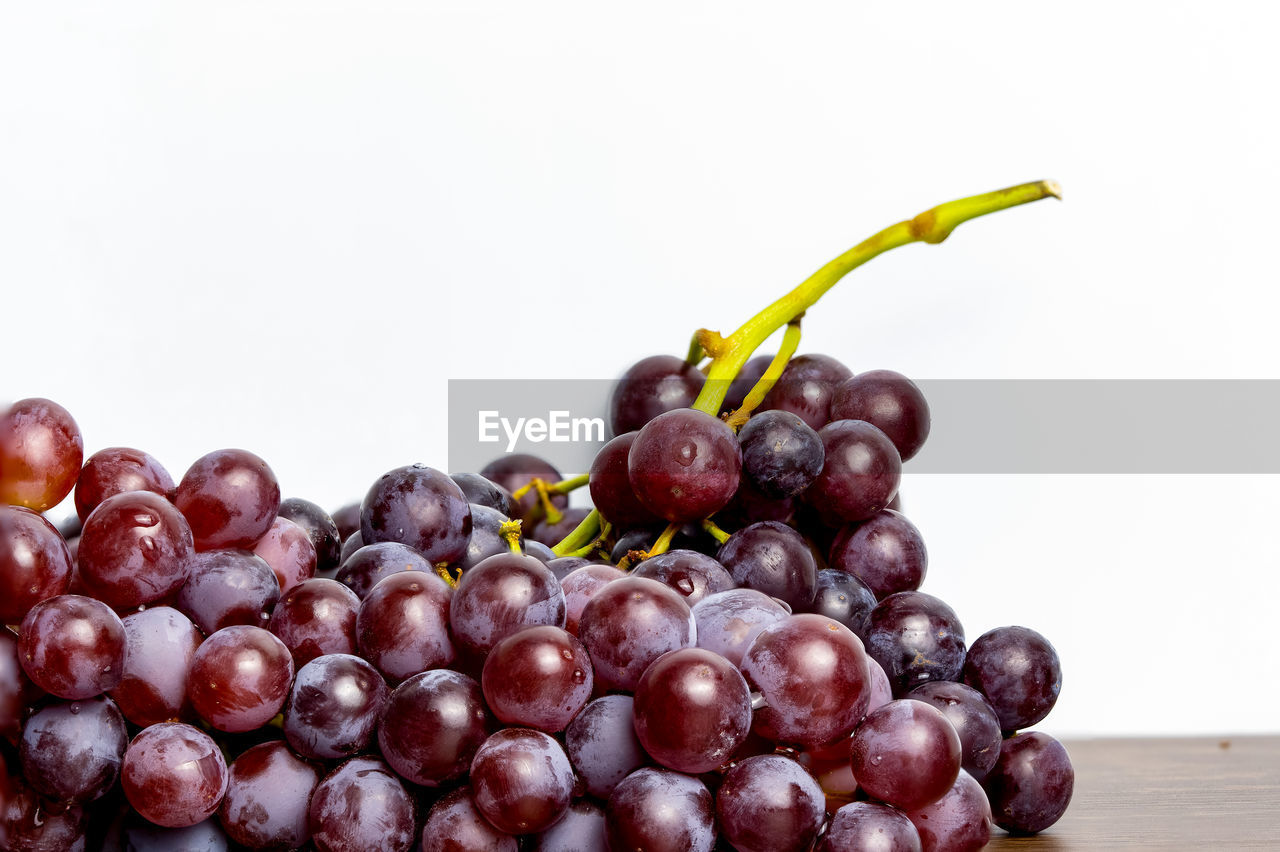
[{"x1": 988, "y1": 736, "x2": 1280, "y2": 850}]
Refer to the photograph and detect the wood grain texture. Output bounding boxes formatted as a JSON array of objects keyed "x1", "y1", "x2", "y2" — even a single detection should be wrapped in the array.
[{"x1": 987, "y1": 736, "x2": 1280, "y2": 850}]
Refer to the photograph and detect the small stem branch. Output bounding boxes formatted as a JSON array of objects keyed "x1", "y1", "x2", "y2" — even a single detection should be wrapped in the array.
[
  {"x1": 499, "y1": 520, "x2": 524, "y2": 554},
  {"x1": 563, "y1": 519, "x2": 613, "y2": 559},
  {"x1": 700, "y1": 518, "x2": 732, "y2": 545},
  {"x1": 685, "y1": 333, "x2": 706, "y2": 366},
  {"x1": 724, "y1": 319, "x2": 802, "y2": 430},
  {"x1": 618, "y1": 522, "x2": 681, "y2": 571},
  {"x1": 550, "y1": 508, "x2": 602, "y2": 557},
  {"x1": 544, "y1": 473, "x2": 589, "y2": 496},
  {"x1": 434, "y1": 562, "x2": 461, "y2": 589}
]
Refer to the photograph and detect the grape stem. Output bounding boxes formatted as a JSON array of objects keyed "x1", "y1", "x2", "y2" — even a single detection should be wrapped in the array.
[
  {"x1": 550, "y1": 180, "x2": 1061, "y2": 556},
  {"x1": 562, "y1": 518, "x2": 613, "y2": 559},
  {"x1": 700, "y1": 518, "x2": 732, "y2": 545},
  {"x1": 499, "y1": 520, "x2": 524, "y2": 555},
  {"x1": 510, "y1": 473, "x2": 589, "y2": 526},
  {"x1": 723, "y1": 318, "x2": 802, "y2": 431},
  {"x1": 618, "y1": 522, "x2": 681, "y2": 571}
]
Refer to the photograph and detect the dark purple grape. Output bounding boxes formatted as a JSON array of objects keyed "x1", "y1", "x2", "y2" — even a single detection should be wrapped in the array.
[
  {"x1": 830, "y1": 370, "x2": 931, "y2": 462},
  {"x1": 741, "y1": 613, "x2": 870, "y2": 747},
  {"x1": 0, "y1": 506, "x2": 73, "y2": 624},
  {"x1": 865, "y1": 591, "x2": 966, "y2": 695},
  {"x1": 360, "y1": 464, "x2": 471, "y2": 564},
  {"x1": 277, "y1": 497, "x2": 343, "y2": 576},
  {"x1": 717, "y1": 521, "x2": 817, "y2": 610},
  {"x1": 807, "y1": 568, "x2": 877, "y2": 639},
  {"x1": 907, "y1": 681, "x2": 1003, "y2": 781},
  {"x1": 865, "y1": 654, "x2": 895, "y2": 718},
  {"x1": 20, "y1": 695, "x2": 127, "y2": 803},
  {"x1": 268, "y1": 577, "x2": 360, "y2": 667},
  {"x1": 829, "y1": 509, "x2": 927, "y2": 600},
  {"x1": 545, "y1": 555, "x2": 592, "y2": 581},
  {"x1": 529, "y1": 506, "x2": 592, "y2": 547},
  {"x1": 577, "y1": 576, "x2": 695, "y2": 691},
  {"x1": 820, "y1": 802, "x2": 922, "y2": 852},
  {"x1": 717, "y1": 477, "x2": 795, "y2": 529},
  {"x1": 633, "y1": 647, "x2": 752, "y2": 773},
  {"x1": 187, "y1": 625, "x2": 294, "y2": 733},
  {"x1": 175, "y1": 449, "x2": 280, "y2": 551},
  {"x1": 456, "y1": 504, "x2": 514, "y2": 571},
  {"x1": 75, "y1": 490, "x2": 193, "y2": 609},
  {"x1": 610, "y1": 526, "x2": 658, "y2": 562},
  {"x1": 628, "y1": 409, "x2": 741, "y2": 523},
  {"x1": 331, "y1": 502, "x2": 361, "y2": 540},
  {"x1": 378, "y1": 669, "x2": 492, "y2": 787},
  {"x1": 75, "y1": 447, "x2": 175, "y2": 524},
  {"x1": 691, "y1": 588, "x2": 791, "y2": 668},
  {"x1": 806, "y1": 420, "x2": 901, "y2": 525},
  {"x1": 335, "y1": 540, "x2": 431, "y2": 599},
  {"x1": 739, "y1": 409, "x2": 825, "y2": 498},
  {"x1": 722, "y1": 353, "x2": 774, "y2": 412},
  {"x1": 588, "y1": 432, "x2": 661, "y2": 528},
  {"x1": 482, "y1": 626, "x2": 593, "y2": 732},
  {"x1": 759, "y1": 354, "x2": 853, "y2": 430},
  {"x1": 283, "y1": 653, "x2": 388, "y2": 760},
  {"x1": 110, "y1": 606, "x2": 202, "y2": 727},
  {"x1": 218, "y1": 740, "x2": 321, "y2": 851},
  {"x1": 450, "y1": 472, "x2": 516, "y2": 517},
  {"x1": 632, "y1": 549, "x2": 735, "y2": 606},
  {"x1": 357, "y1": 569, "x2": 455, "y2": 682},
  {"x1": 337, "y1": 529, "x2": 363, "y2": 563},
  {"x1": 251, "y1": 516, "x2": 316, "y2": 594},
  {"x1": 420, "y1": 786, "x2": 517, "y2": 852},
  {"x1": 121, "y1": 722, "x2": 229, "y2": 828},
  {"x1": 962, "y1": 626, "x2": 1062, "y2": 731},
  {"x1": 906, "y1": 769, "x2": 991, "y2": 852},
  {"x1": 524, "y1": 539, "x2": 556, "y2": 562},
  {"x1": 983, "y1": 731, "x2": 1074, "y2": 834},
  {"x1": 851, "y1": 699, "x2": 962, "y2": 811},
  {"x1": 565, "y1": 694, "x2": 648, "y2": 799},
  {"x1": 606, "y1": 767, "x2": 716, "y2": 852},
  {"x1": 533, "y1": 798, "x2": 606, "y2": 851},
  {"x1": 479, "y1": 454, "x2": 566, "y2": 521},
  {"x1": 121, "y1": 815, "x2": 229, "y2": 851},
  {"x1": 308, "y1": 757, "x2": 415, "y2": 852},
  {"x1": 178, "y1": 550, "x2": 280, "y2": 634},
  {"x1": 470, "y1": 728, "x2": 575, "y2": 834},
  {"x1": 0, "y1": 629, "x2": 42, "y2": 745},
  {"x1": 609, "y1": 354, "x2": 706, "y2": 436},
  {"x1": 19, "y1": 594, "x2": 126, "y2": 699},
  {"x1": 0, "y1": 398, "x2": 84, "y2": 512},
  {"x1": 449, "y1": 552, "x2": 566, "y2": 658},
  {"x1": 716, "y1": 754, "x2": 825, "y2": 852}
]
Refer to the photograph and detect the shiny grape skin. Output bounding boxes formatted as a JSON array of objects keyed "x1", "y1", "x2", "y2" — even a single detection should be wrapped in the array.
[
  {"x1": 74, "y1": 447, "x2": 175, "y2": 524},
  {"x1": 377, "y1": 669, "x2": 492, "y2": 787},
  {"x1": 18, "y1": 594, "x2": 126, "y2": 699},
  {"x1": 588, "y1": 432, "x2": 661, "y2": 528},
  {"x1": 577, "y1": 576, "x2": 696, "y2": 691},
  {"x1": 356, "y1": 569, "x2": 455, "y2": 682},
  {"x1": 450, "y1": 472, "x2": 516, "y2": 517},
  {"x1": 251, "y1": 516, "x2": 317, "y2": 594},
  {"x1": 717, "y1": 477, "x2": 796, "y2": 530},
  {"x1": 218, "y1": 740, "x2": 320, "y2": 851},
  {"x1": 478, "y1": 454, "x2": 567, "y2": 520},
  {"x1": 330, "y1": 502, "x2": 361, "y2": 540},
  {"x1": 0, "y1": 398, "x2": 84, "y2": 512},
  {"x1": 565, "y1": 694, "x2": 648, "y2": 799},
  {"x1": 76, "y1": 490, "x2": 194, "y2": 609},
  {"x1": 906, "y1": 769, "x2": 991, "y2": 852},
  {"x1": 481, "y1": 625, "x2": 593, "y2": 733},
  {"x1": 806, "y1": 568, "x2": 878, "y2": 641},
  {"x1": 360, "y1": 464, "x2": 472, "y2": 564},
  {"x1": 806, "y1": 420, "x2": 902, "y2": 525},
  {"x1": 830, "y1": 370, "x2": 931, "y2": 462},
  {"x1": 739, "y1": 409, "x2": 826, "y2": 499},
  {"x1": 819, "y1": 801, "x2": 922, "y2": 852},
  {"x1": 544, "y1": 555, "x2": 591, "y2": 581},
  {"x1": 449, "y1": 552, "x2": 567, "y2": 658},
  {"x1": 864, "y1": 655, "x2": 895, "y2": 720},
  {"x1": 962, "y1": 625, "x2": 1063, "y2": 731},
  {"x1": 829, "y1": 510, "x2": 928, "y2": 600},
  {"x1": 187, "y1": 625, "x2": 295, "y2": 733},
  {"x1": 632, "y1": 549, "x2": 735, "y2": 607},
  {"x1": 0, "y1": 762, "x2": 89, "y2": 851},
  {"x1": 110, "y1": 606, "x2": 202, "y2": 727},
  {"x1": 283, "y1": 653, "x2": 388, "y2": 760},
  {"x1": 759, "y1": 353, "x2": 854, "y2": 430},
  {"x1": 0, "y1": 629, "x2": 42, "y2": 745},
  {"x1": 722, "y1": 354, "x2": 774, "y2": 412},
  {"x1": 851, "y1": 699, "x2": 963, "y2": 811},
  {"x1": 470, "y1": 728, "x2": 576, "y2": 835},
  {"x1": 689, "y1": 589, "x2": 791, "y2": 671},
  {"x1": 605, "y1": 767, "x2": 716, "y2": 852},
  {"x1": 174, "y1": 449, "x2": 281, "y2": 551},
  {"x1": 335, "y1": 540, "x2": 431, "y2": 599},
  {"x1": 177, "y1": 550, "x2": 281, "y2": 635},
  {"x1": 420, "y1": 786, "x2": 518, "y2": 852},
  {"x1": 337, "y1": 529, "x2": 363, "y2": 563},
  {"x1": 0, "y1": 506, "x2": 73, "y2": 624},
  {"x1": 19, "y1": 695, "x2": 127, "y2": 803},
  {"x1": 716, "y1": 754, "x2": 826, "y2": 852},
  {"x1": 632, "y1": 647, "x2": 752, "y2": 774},
  {"x1": 268, "y1": 577, "x2": 360, "y2": 667},
  {"x1": 121, "y1": 815, "x2": 229, "y2": 852},
  {"x1": 457, "y1": 504, "x2": 514, "y2": 571},
  {"x1": 609, "y1": 354, "x2": 706, "y2": 436},
  {"x1": 529, "y1": 506, "x2": 593, "y2": 547},
  {"x1": 983, "y1": 731, "x2": 1074, "y2": 834},
  {"x1": 532, "y1": 798, "x2": 607, "y2": 852},
  {"x1": 741, "y1": 613, "x2": 870, "y2": 747},
  {"x1": 628, "y1": 408, "x2": 742, "y2": 523},
  {"x1": 717, "y1": 521, "x2": 818, "y2": 610},
  {"x1": 560, "y1": 564, "x2": 625, "y2": 636},
  {"x1": 907, "y1": 681, "x2": 1003, "y2": 781},
  {"x1": 865, "y1": 591, "x2": 967, "y2": 696},
  {"x1": 121, "y1": 722, "x2": 229, "y2": 828},
  {"x1": 277, "y1": 497, "x2": 343, "y2": 576},
  {"x1": 307, "y1": 756, "x2": 415, "y2": 852}
]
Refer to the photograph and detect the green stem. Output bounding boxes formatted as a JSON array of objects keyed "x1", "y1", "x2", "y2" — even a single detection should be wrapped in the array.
[
  {"x1": 551, "y1": 508, "x2": 602, "y2": 556},
  {"x1": 619, "y1": 522, "x2": 680, "y2": 571},
  {"x1": 701, "y1": 518, "x2": 731, "y2": 545},
  {"x1": 685, "y1": 332, "x2": 706, "y2": 366},
  {"x1": 564, "y1": 519, "x2": 613, "y2": 559},
  {"x1": 545, "y1": 473, "x2": 589, "y2": 496},
  {"x1": 724, "y1": 319, "x2": 802, "y2": 430}
]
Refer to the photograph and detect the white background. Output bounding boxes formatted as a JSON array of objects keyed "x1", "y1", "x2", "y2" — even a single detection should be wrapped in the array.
[{"x1": 3, "y1": 3, "x2": 1278, "y2": 738}]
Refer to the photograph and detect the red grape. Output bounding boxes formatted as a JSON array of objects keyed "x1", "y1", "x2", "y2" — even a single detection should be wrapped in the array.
[
  {"x1": 336, "y1": 540, "x2": 431, "y2": 599},
  {"x1": 609, "y1": 354, "x2": 706, "y2": 436},
  {"x1": 906, "y1": 769, "x2": 992, "y2": 852},
  {"x1": 277, "y1": 497, "x2": 343, "y2": 576},
  {"x1": 18, "y1": 594, "x2": 126, "y2": 699},
  {"x1": 628, "y1": 408, "x2": 741, "y2": 523},
  {"x1": 178, "y1": 549, "x2": 280, "y2": 634},
  {"x1": 357, "y1": 569, "x2": 455, "y2": 682},
  {"x1": 820, "y1": 801, "x2": 922, "y2": 852},
  {"x1": 830, "y1": 369, "x2": 931, "y2": 461},
  {"x1": 76, "y1": 490, "x2": 194, "y2": 609},
  {"x1": 449, "y1": 552, "x2": 566, "y2": 658},
  {"x1": 865, "y1": 591, "x2": 967, "y2": 695},
  {"x1": 268, "y1": 576, "x2": 360, "y2": 667},
  {"x1": 110, "y1": 606, "x2": 202, "y2": 727},
  {"x1": 588, "y1": 431, "x2": 660, "y2": 528},
  {"x1": 851, "y1": 699, "x2": 962, "y2": 811},
  {"x1": 759, "y1": 353, "x2": 852, "y2": 430},
  {"x1": 218, "y1": 740, "x2": 321, "y2": 851},
  {"x1": 716, "y1": 754, "x2": 825, "y2": 852},
  {"x1": 805, "y1": 419, "x2": 901, "y2": 525},
  {"x1": 420, "y1": 786, "x2": 517, "y2": 852},
  {"x1": 907, "y1": 681, "x2": 1003, "y2": 781},
  {"x1": 470, "y1": 728, "x2": 575, "y2": 834},
  {"x1": 577, "y1": 576, "x2": 695, "y2": 691},
  {"x1": 187, "y1": 625, "x2": 294, "y2": 732},
  {"x1": 962, "y1": 625, "x2": 1062, "y2": 731},
  {"x1": 377, "y1": 669, "x2": 492, "y2": 787},
  {"x1": 691, "y1": 588, "x2": 790, "y2": 668},
  {"x1": 0, "y1": 398, "x2": 83, "y2": 512},
  {"x1": 716, "y1": 520, "x2": 818, "y2": 610},
  {"x1": 564, "y1": 694, "x2": 648, "y2": 799},
  {"x1": 175, "y1": 448, "x2": 281, "y2": 551},
  {"x1": 74, "y1": 446, "x2": 175, "y2": 524},
  {"x1": 308, "y1": 757, "x2": 415, "y2": 852},
  {"x1": 19, "y1": 695, "x2": 127, "y2": 803},
  {"x1": 606, "y1": 767, "x2": 716, "y2": 852},
  {"x1": 632, "y1": 549, "x2": 735, "y2": 606},
  {"x1": 121, "y1": 722, "x2": 229, "y2": 828},
  {"x1": 0, "y1": 506, "x2": 73, "y2": 624},
  {"x1": 360, "y1": 464, "x2": 471, "y2": 563},
  {"x1": 739, "y1": 409, "x2": 825, "y2": 498},
  {"x1": 283, "y1": 653, "x2": 387, "y2": 760},
  {"x1": 481, "y1": 625, "x2": 593, "y2": 733},
  {"x1": 251, "y1": 516, "x2": 316, "y2": 594},
  {"x1": 829, "y1": 509, "x2": 927, "y2": 600},
  {"x1": 559, "y1": 563, "x2": 625, "y2": 635},
  {"x1": 983, "y1": 731, "x2": 1074, "y2": 835}
]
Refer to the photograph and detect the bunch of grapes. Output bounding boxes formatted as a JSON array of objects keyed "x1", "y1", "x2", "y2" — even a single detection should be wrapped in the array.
[{"x1": 0, "y1": 182, "x2": 1070, "y2": 851}]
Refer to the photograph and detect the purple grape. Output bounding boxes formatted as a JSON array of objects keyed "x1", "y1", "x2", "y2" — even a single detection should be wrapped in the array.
[
  {"x1": 830, "y1": 370, "x2": 931, "y2": 461},
  {"x1": 865, "y1": 654, "x2": 894, "y2": 718},
  {"x1": 0, "y1": 506, "x2": 73, "y2": 624},
  {"x1": 308, "y1": 757, "x2": 415, "y2": 852},
  {"x1": 283, "y1": 653, "x2": 388, "y2": 760},
  {"x1": 360, "y1": 464, "x2": 471, "y2": 564},
  {"x1": 0, "y1": 629, "x2": 42, "y2": 746},
  {"x1": 906, "y1": 769, "x2": 991, "y2": 852},
  {"x1": 628, "y1": 408, "x2": 742, "y2": 523},
  {"x1": 449, "y1": 552, "x2": 566, "y2": 658},
  {"x1": 805, "y1": 420, "x2": 901, "y2": 525},
  {"x1": 456, "y1": 504, "x2": 516, "y2": 571},
  {"x1": 565, "y1": 694, "x2": 649, "y2": 799},
  {"x1": 544, "y1": 555, "x2": 592, "y2": 581},
  {"x1": 716, "y1": 754, "x2": 825, "y2": 852},
  {"x1": 577, "y1": 576, "x2": 696, "y2": 691},
  {"x1": 450, "y1": 472, "x2": 516, "y2": 517},
  {"x1": 609, "y1": 354, "x2": 706, "y2": 436},
  {"x1": 983, "y1": 731, "x2": 1074, "y2": 834},
  {"x1": 267, "y1": 577, "x2": 360, "y2": 667},
  {"x1": 819, "y1": 801, "x2": 922, "y2": 852},
  {"x1": 19, "y1": 594, "x2": 126, "y2": 699},
  {"x1": 178, "y1": 550, "x2": 281, "y2": 634},
  {"x1": 0, "y1": 756, "x2": 88, "y2": 850},
  {"x1": 331, "y1": 502, "x2": 361, "y2": 540},
  {"x1": 606, "y1": 767, "x2": 716, "y2": 852},
  {"x1": 962, "y1": 625, "x2": 1062, "y2": 731},
  {"x1": 851, "y1": 700, "x2": 962, "y2": 811},
  {"x1": 739, "y1": 409, "x2": 825, "y2": 498},
  {"x1": 175, "y1": 449, "x2": 280, "y2": 551},
  {"x1": 378, "y1": 669, "x2": 492, "y2": 787},
  {"x1": 218, "y1": 740, "x2": 321, "y2": 851},
  {"x1": 337, "y1": 529, "x2": 363, "y2": 563},
  {"x1": 187, "y1": 625, "x2": 294, "y2": 733},
  {"x1": 829, "y1": 509, "x2": 927, "y2": 600},
  {"x1": 478, "y1": 454, "x2": 566, "y2": 521},
  {"x1": 691, "y1": 588, "x2": 790, "y2": 668},
  {"x1": 532, "y1": 798, "x2": 607, "y2": 851},
  {"x1": 633, "y1": 647, "x2": 752, "y2": 773},
  {"x1": 278, "y1": 496, "x2": 343, "y2": 576},
  {"x1": 632, "y1": 549, "x2": 735, "y2": 606},
  {"x1": 250, "y1": 516, "x2": 317, "y2": 594},
  {"x1": 121, "y1": 722, "x2": 229, "y2": 828},
  {"x1": 807, "y1": 568, "x2": 877, "y2": 639},
  {"x1": 717, "y1": 477, "x2": 796, "y2": 529},
  {"x1": 470, "y1": 728, "x2": 575, "y2": 834},
  {"x1": 589, "y1": 432, "x2": 662, "y2": 528},
  {"x1": 760, "y1": 353, "x2": 853, "y2": 430},
  {"x1": 557, "y1": 563, "x2": 622, "y2": 636},
  {"x1": 357, "y1": 569, "x2": 455, "y2": 682},
  {"x1": 420, "y1": 786, "x2": 517, "y2": 852},
  {"x1": 74, "y1": 446, "x2": 175, "y2": 523},
  {"x1": 335, "y1": 540, "x2": 431, "y2": 599},
  {"x1": 907, "y1": 681, "x2": 1003, "y2": 781},
  {"x1": 19, "y1": 695, "x2": 127, "y2": 803},
  {"x1": 110, "y1": 606, "x2": 202, "y2": 727},
  {"x1": 482, "y1": 625, "x2": 593, "y2": 732},
  {"x1": 717, "y1": 520, "x2": 817, "y2": 610},
  {"x1": 865, "y1": 591, "x2": 966, "y2": 695}
]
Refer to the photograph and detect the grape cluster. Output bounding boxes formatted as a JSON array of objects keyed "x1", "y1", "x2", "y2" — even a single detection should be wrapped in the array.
[{"x1": 0, "y1": 351, "x2": 1073, "y2": 852}]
